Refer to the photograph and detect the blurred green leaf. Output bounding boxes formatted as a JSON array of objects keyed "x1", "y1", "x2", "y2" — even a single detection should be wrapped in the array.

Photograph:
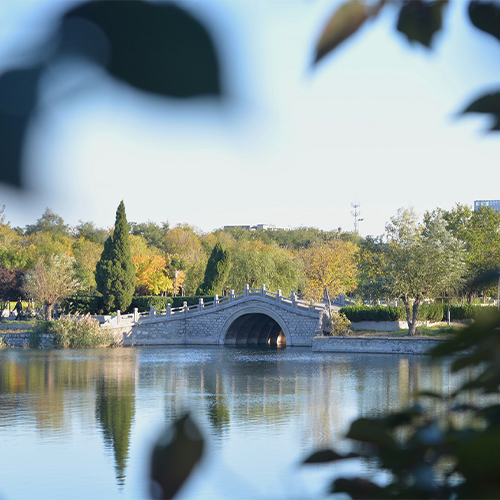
[
  {"x1": 478, "y1": 404, "x2": 500, "y2": 425},
  {"x1": 332, "y1": 477, "x2": 384, "y2": 499},
  {"x1": 396, "y1": 0, "x2": 447, "y2": 48},
  {"x1": 0, "y1": 1, "x2": 223, "y2": 190},
  {"x1": 382, "y1": 406, "x2": 424, "y2": 429},
  {"x1": 303, "y1": 448, "x2": 359, "y2": 464},
  {"x1": 150, "y1": 413, "x2": 204, "y2": 500},
  {"x1": 313, "y1": 0, "x2": 370, "y2": 64},
  {"x1": 469, "y1": 0, "x2": 500, "y2": 43},
  {"x1": 455, "y1": 428, "x2": 500, "y2": 479},
  {"x1": 62, "y1": 1, "x2": 221, "y2": 98},
  {"x1": 346, "y1": 417, "x2": 396, "y2": 448},
  {"x1": 461, "y1": 91, "x2": 500, "y2": 131}
]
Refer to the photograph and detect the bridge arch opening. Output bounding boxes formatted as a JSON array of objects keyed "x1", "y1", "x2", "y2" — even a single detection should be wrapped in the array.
[{"x1": 222, "y1": 313, "x2": 287, "y2": 347}]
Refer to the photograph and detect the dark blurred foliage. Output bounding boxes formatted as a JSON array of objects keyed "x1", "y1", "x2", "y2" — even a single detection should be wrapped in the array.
[
  {"x1": 0, "y1": 1, "x2": 223, "y2": 188},
  {"x1": 303, "y1": 309, "x2": 500, "y2": 499},
  {"x1": 150, "y1": 413, "x2": 204, "y2": 499},
  {"x1": 314, "y1": 0, "x2": 500, "y2": 131}
]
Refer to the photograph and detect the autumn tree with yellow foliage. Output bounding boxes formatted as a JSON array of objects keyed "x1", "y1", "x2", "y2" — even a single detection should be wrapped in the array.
[
  {"x1": 132, "y1": 254, "x2": 173, "y2": 296},
  {"x1": 299, "y1": 240, "x2": 358, "y2": 319}
]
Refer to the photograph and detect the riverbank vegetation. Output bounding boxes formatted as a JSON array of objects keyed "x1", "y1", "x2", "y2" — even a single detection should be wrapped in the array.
[
  {"x1": 1, "y1": 200, "x2": 499, "y2": 335},
  {"x1": 29, "y1": 315, "x2": 116, "y2": 348}
]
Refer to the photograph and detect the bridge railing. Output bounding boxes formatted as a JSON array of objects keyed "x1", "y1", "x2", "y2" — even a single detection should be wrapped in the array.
[{"x1": 122, "y1": 285, "x2": 348, "y2": 323}]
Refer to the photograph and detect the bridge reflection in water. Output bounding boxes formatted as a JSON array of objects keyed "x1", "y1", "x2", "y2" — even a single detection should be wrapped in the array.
[{"x1": 223, "y1": 313, "x2": 286, "y2": 347}]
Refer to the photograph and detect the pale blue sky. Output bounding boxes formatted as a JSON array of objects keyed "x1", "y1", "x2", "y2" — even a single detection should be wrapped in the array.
[{"x1": 1, "y1": 0, "x2": 499, "y2": 236}]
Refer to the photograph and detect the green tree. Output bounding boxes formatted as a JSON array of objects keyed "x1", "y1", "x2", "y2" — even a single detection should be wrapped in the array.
[
  {"x1": 24, "y1": 207, "x2": 69, "y2": 237},
  {"x1": 426, "y1": 204, "x2": 500, "y2": 301},
  {"x1": 355, "y1": 235, "x2": 390, "y2": 303},
  {"x1": 226, "y1": 239, "x2": 301, "y2": 295},
  {"x1": 76, "y1": 220, "x2": 109, "y2": 245},
  {"x1": 72, "y1": 237, "x2": 103, "y2": 292},
  {"x1": 196, "y1": 242, "x2": 232, "y2": 296},
  {"x1": 384, "y1": 208, "x2": 465, "y2": 335},
  {"x1": 129, "y1": 220, "x2": 169, "y2": 251},
  {"x1": 23, "y1": 254, "x2": 80, "y2": 320},
  {"x1": 164, "y1": 224, "x2": 207, "y2": 295},
  {"x1": 95, "y1": 201, "x2": 136, "y2": 313}
]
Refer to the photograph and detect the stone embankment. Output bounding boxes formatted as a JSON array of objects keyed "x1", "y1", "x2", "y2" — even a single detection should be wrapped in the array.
[
  {"x1": 0, "y1": 332, "x2": 53, "y2": 348},
  {"x1": 313, "y1": 336, "x2": 447, "y2": 354}
]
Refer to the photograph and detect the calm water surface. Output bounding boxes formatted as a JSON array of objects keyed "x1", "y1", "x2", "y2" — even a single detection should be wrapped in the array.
[{"x1": 0, "y1": 346, "x2": 466, "y2": 499}]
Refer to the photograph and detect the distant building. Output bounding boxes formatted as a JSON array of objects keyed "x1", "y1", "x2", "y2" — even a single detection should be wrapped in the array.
[
  {"x1": 474, "y1": 200, "x2": 500, "y2": 212},
  {"x1": 223, "y1": 224, "x2": 282, "y2": 231}
]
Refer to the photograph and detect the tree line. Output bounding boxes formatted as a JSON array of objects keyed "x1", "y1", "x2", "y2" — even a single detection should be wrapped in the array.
[{"x1": 1, "y1": 200, "x2": 499, "y2": 332}]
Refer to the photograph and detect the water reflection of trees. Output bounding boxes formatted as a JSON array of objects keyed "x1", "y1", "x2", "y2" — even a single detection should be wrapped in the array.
[
  {"x1": 136, "y1": 350, "x2": 473, "y2": 452},
  {"x1": 95, "y1": 376, "x2": 135, "y2": 488},
  {"x1": 0, "y1": 349, "x2": 137, "y2": 488},
  {"x1": 0, "y1": 347, "x2": 477, "y2": 491}
]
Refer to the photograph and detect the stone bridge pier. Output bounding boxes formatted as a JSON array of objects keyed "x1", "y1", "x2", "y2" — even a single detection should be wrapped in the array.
[{"x1": 120, "y1": 286, "x2": 323, "y2": 347}]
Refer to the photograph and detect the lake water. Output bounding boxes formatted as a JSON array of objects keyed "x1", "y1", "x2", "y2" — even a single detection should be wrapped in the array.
[{"x1": 0, "y1": 346, "x2": 466, "y2": 499}]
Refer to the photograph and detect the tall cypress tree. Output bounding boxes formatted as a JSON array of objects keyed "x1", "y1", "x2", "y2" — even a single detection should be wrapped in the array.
[
  {"x1": 196, "y1": 242, "x2": 231, "y2": 296},
  {"x1": 96, "y1": 201, "x2": 136, "y2": 312}
]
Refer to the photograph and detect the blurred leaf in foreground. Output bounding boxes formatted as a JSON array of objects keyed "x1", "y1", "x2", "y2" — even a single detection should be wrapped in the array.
[
  {"x1": 60, "y1": 1, "x2": 221, "y2": 99},
  {"x1": 461, "y1": 90, "x2": 500, "y2": 131},
  {"x1": 150, "y1": 413, "x2": 204, "y2": 499},
  {"x1": 469, "y1": 0, "x2": 500, "y2": 43},
  {"x1": 313, "y1": 0, "x2": 373, "y2": 64}
]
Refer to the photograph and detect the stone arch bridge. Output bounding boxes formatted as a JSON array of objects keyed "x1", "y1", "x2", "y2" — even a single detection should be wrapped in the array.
[{"x1": 115, "y1": 285, "x2": 345, "y2": 347}]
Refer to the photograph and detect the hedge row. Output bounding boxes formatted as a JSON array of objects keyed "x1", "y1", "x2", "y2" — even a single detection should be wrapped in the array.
[
  {"x1": 62, "y1": 295, "x2": 103, "y2": 314},
  {"x1": 340, "y1": 304, "x2": 497, "y2": 322},
  {"x1": 130, "y1": 296, "x2": 173, "y2": 312},
  {"x1": 447, "y1": 305, "x2": 497, "y2": 320},
  {"x1": 339, "y1": 306, "x2": 401, "y2": 322},
  {"x1": 62, "y1": 294, "x2": 217, "y2": 314}
]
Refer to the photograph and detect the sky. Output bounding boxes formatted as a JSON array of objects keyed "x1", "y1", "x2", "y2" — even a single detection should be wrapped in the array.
[{"x1": 1, "y1": 0, "x2": 500, "y2": 237}]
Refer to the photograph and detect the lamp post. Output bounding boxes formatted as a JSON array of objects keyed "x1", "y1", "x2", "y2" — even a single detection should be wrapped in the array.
[{"x1": 174, "y1": 271, "x2": 178, "y2": 297}]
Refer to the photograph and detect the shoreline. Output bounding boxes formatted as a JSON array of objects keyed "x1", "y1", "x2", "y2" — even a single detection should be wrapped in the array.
[
  {"x1": 2, "y1": 330, "x2": 450, "y2": 353},
  {"x1": 313, "y1": 335, "x2": 448, "y2": 355}
]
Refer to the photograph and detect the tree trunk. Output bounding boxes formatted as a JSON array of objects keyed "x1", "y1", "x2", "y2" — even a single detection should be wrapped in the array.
[
  {"x1": 403, "y1": 298, "x2": 420, "y2": 336},
  {"x1": 45, "y1": 302, "x2": 54, "y2": 321},
  {"x1": 324, "y1": 287, "x2": 333, "y2": 333},
  {"x1": 409, "y1": 301, "x2": 420, "y2": 336}
]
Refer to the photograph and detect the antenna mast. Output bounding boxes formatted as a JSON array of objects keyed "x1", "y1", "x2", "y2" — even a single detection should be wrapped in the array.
[{"x1": 351, "y1": 201, "x2": 363, "y2": 234}]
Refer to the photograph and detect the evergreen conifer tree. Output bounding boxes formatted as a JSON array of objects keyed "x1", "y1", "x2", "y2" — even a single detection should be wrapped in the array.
[
  {"x1": 196, "y1": 242, "x2": 231, "y2": 295},
  {"x1": 96, "y1": 201, "x2": 136, "y2": 312}
]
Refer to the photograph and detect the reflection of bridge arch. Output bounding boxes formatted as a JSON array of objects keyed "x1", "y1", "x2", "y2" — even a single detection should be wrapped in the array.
[{"x1": 219, "y1": 307, "x2": 291, "y2": 346}]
